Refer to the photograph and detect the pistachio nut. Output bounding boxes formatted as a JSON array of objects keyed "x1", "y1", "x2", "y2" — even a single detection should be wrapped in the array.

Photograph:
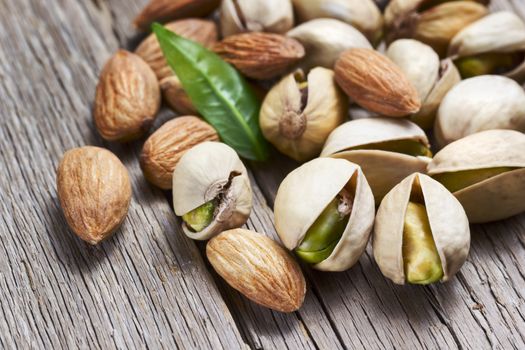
[
  {"x1": 172, "y1": 142, "x2": 253, "y2": 240},
  {"x1": 220, "y1": 0, "x2": 294, "y2": 37},
  {"x1": 287, "y1": 18, "x2": 372, "y2": 70},
  {"x1": 259, "y1": 68, "x2": 348, "y2": 162},
  {"x1": 321, "y1": 117, "x2": 432, "y2": 202},
  {"x1": 291, "y1": 0, "x2": 383, "y2": 45},
  {"x1": 374, "y1": 173, "x2": 470, "y2": 285},
  {"x1": 385, "y1": 0, "x2": 488, "y2": 57},
  {"x1": 448, "y1": 12, "x2": 525, "y2": 82},
  {"x1": 274, "y1": 158, "x2": 375, "y2": 271},
  {"x1": 427, "y1": 130, "x2": 525, "y2": 223},
  {"x1": 386, "y1": 39, "x2": 460, "y2": 129},
  {"x1": 434, "y1": 76, "x2": 525, "y2": 146}
]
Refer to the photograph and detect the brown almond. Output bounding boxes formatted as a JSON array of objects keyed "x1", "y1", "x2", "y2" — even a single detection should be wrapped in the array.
[
  {"x1": 160, "y1": 76, "x2": 198, "y2": 116},
  {"x1": 134, "y1": 0, "x2": 221, "y2": 31},
  {"x1": 140, "y1": 117, "x2": 219, "y2": 189},
  {"x1": 214, "y1": 32, "x2": 305, "y2": 80},
  {"x1": 57, "y1": 146, "x2": 131, "y2": 245},
  {"x1": 334, "y1": 48, "x2": 421, "y2": 117},
  {"x1": 207, "y1": 229, "x2": 306, "y2": 313},
  {"x1": 94, "y1": 50, "x2": 160, "y2": 141}
]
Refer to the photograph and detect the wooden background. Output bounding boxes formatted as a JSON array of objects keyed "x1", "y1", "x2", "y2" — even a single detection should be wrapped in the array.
[{"x1": 1, "y1": 0, "x2": 524, "y2": 348}]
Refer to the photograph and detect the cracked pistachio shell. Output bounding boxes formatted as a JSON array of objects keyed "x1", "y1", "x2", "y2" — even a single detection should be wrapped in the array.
[
  {"x1": 172, "y1": 142, "x2": 252, "y2": 240},
  {"x1": 259, "y1": 68, "x2": 348, "y2": 162},
  {"x1": 287, "y1": 19, "x2": 372, "y2": 70},
  {"x1": 374, "y1": 173, "x2": 470, "y2": 284},
  {"x1": 386, "y1": 39, "x2": 460, "y2": 129},
  {"x1": 291, "y1": 0, "x2": 383, "y2": 44},
  {"x1": 427, "y1": 130, "x2": 525, "y2": 223},
  {"x1": 220, "y1": 0, "x2": 294, "y2": 37},
  {"x1": 321, "y1": 117, "x2": 431, "y2": 201},
  {"x1": 449, "y1": 12, "x2": 525, "y2": 82},
  {"x1": 274, "y1": 158, "x2": 375, "y2": 271},
  {"x1": 435, "y1": 76, "x2": 525, "y2": 147}
]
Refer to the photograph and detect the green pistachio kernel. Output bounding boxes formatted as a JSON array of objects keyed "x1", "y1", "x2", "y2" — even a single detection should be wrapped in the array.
[
  {"x1": 455, "y1": 52, "x2": 523, "y2": 79},
  {"x1": 182, "y1": 201, "x2": 216, "y2": 232},
  {"x1": 432, "y1": 167, "x2": 517, "y2": 193},
  {"x1": 403, "y1": 202, "x2": 444, "y2": 285},
  {"x1": 349, "y1": 139, "x2": 432, "y2": 158}
]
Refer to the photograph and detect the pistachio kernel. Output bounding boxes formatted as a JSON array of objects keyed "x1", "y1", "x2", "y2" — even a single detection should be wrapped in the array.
[
  {"x1": 348, "y1": 139, "x2": 432, "y2": 157},
  {"x1": 182, "y1": 200, "x2": 216, "y2": 232},
  {"x1": 432, "y1": 167, "x2": 518, "y2": 193},
  {"x1": 454, "y1": 52, "x2": 524, "y2": 79}
]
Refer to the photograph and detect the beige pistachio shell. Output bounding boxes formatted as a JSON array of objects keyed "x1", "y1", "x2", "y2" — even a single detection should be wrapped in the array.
[
  {"x1": 374, "y1": 173, "x2": 470, "y2": 284},
  {"x1": 291, "y1": 0, "x2": 383, "y2": 44},
  {"x1": 259, "y1": 68, "x2": 348, "y2": 162},
  {"x1": 427, "y1": 129, "x2": 525, "y2": 223},
  {"x1": 287, "y1": 19, "x2": 372, "y2": 70},
  {"x1": 449, "y1": 12, "x2": 525, "y2": 82},
  {"x1": 220, "y1": 0, "x2": 294, "y2": 37},
  {"x1": 274, "y1": 158, "x2": 375, "y2": 271},
  {"x1": 435, "y1": 76, "x2": 525, "y2": 146},
  {"x1": 172, "y1": 142, "x2": 252, "y2": 240}
]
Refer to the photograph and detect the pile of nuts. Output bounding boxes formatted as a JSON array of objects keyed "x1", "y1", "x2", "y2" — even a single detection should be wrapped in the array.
[{"x1": 57, "y1": 0, "x2": 525, "y2": 313}]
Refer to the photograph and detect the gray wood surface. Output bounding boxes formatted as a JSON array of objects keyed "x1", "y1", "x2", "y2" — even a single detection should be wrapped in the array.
[{"x1": 0, "y1": 0, "x2": 524, "y2": 349}]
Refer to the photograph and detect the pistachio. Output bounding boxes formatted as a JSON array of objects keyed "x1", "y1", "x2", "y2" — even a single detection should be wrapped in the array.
[
  {"x1": 434, "y1": 76, "x2": 525, "y2": 146},
  {"x1": 427, "y1": 130, "x2": 525, "y2": 223},
  {"x1": 448, "y1": 12, "x2": 525, "y2": 82},
  {"x1": 386, "y1": 39, "x2": 460, "y2": 129},
  {"x1": 373, "y1": 173, "x2": 470, "y2": 285},
  {"x1": 291, "y1": 0, "x2": 383, "y2": 44},
  {"x1": 220, "y1": 0, "x2": 294, "y2": 37},
  {"x1": 259, "y1": 68, "x2": 348, "y2": 161},
  {"x1": 274, "y1": 158, "x2": 375, "y2": 271},
  {"x1": 287, "y1": 19, "x2": 372, "y2": 70},
  {"x1": 321, "y1": 118, "x2": 431, "y2": 202},
  {"x1": 172, "y1": 142, "x2": 252, "y2": 240}
]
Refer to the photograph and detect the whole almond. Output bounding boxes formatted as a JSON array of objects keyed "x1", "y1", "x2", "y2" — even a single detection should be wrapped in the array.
[
  {"x1": 134, "y1": 0, "x2": 221, "y2": 31},
  {"x1": 140, "y1": 117, "x2": 219, "y2": 189},
  {"x1": 213, "y1": 32, "x2": 305, "y2": 80},
  {"x1": 207, "y1": 228, "x2": 306, "y2": 313},
  {"x1": 335, "y1": 48, "x2": 421, "y2": 117},
  {"x1": 57, "y1": 146, "x2": 131, "y2": 245},
  {"x1": 135, "y1": 19, "x2": 218, "y2": 81},
  {"x1": 94, "y1": 50, "x2": 160, "y2": 141},
  {"x1": 160, "y1": 75, "x2": 198, "y2": 115}
]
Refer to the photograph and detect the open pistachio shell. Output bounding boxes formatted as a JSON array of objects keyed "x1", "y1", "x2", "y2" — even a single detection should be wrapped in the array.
[
  {"x1": 220, "y1": 0, "x2": 294, "y2": 37},
  {"x1": 321, "y1": 118, "x2": 432, "y2": 201},
  {"x1": 435, "y1": 76, "x2": 525, "y2": 146},
  {"x1": 449, "y1": 12, "x2": 525, "y2": 82},
  {"x1": 274, "y1": 158, "x2": 375, "y2": 271},
  {"x1": 427, "y1": 130, "x2": 525, "y2": 223},
  {"x1": 172, "y1": 142, "x2": 253, "y2": 240},
  {"x1": 373, "y1": 173, "x2": 470, "y2": 285},
  {"x1": 259, "y1": 68, "x2": 348, "y2": 162},
  {"x1": 287, "y1": 18, "x2": 372, "y2": 70},
  {"x1": 291, "y1": 0, "x2": 383, "y2": 44}
]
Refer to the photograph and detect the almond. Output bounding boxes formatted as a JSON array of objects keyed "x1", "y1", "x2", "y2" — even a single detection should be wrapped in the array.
[
  {"x1": 57, "y1": 146, "x2": 131, "y2": 245},
  {"x1": 207, "y1": 228, "x2": 306, "y2": 313},
  {"x1": 140, "y1": 117, "x2": 219, "y2": 189},
  {"x1": 160, "y1": 75, "x2": 198, "y2": 116},
  {"x1": 134, "y1": 0, "x2": 221, "y2": 31},
  {"x1": 94, "y1": 50, "x2": 160, "y2": 141},
  {"x1": 135, "y1": 19, "x2": 218, "y2": 81},
  {"x1": 334, "y1": 48, "x2": 421, "y2": 117},
  {"x1": 213, "y1": 32, "x2": 305, "y2": 80}
]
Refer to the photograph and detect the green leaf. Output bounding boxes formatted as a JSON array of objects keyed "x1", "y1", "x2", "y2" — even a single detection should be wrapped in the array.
[{"x1": 153, "y1": 23, "x2": 269, "y2": 161}]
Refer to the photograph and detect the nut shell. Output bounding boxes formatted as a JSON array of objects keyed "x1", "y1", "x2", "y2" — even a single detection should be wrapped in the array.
[
  {"x1": 160, "y1": 75, "x2": 198, "y2": 115},
  {"x1": 207, "y1": 228, "x2": 306, "y2": 312},
  {"x1": 172, "y1": 142, "x2": 252, "y2": 240},
  {"x1": 373, "y1": 173, "x2": 470, "y2": 284},
  {"x1": 274, "y1": 158, "x2": 375, "y2": 271},
  {"x1": 57, "y1": 146, "x2": 132, "y2": 245}
]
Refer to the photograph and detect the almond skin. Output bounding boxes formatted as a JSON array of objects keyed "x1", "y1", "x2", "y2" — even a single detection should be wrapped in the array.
[
  {"x1": 160, "y1": 75, "x2": 198, "y2": 115},
  {"x1": 57, "y1": 147, "x2": 131, "y2": 245},
  {"x1": 94, "y1": 50, "x2": 160, "y2": 142},
  {"x1": 207, "y1": 229, "x2": 306, "y2": 313},
  {"x1": 140, "y1": 117, "x2": 219, "y2": 189},
  {"x1": 213, "y1": 32, "x2": 305, "y2": 80},
  {"x1": 335, "y1": 48, "x2": 421, "y2": 117},
  {"x1": 134, "y1": 0, "x2": 221, "y2": 31}
]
